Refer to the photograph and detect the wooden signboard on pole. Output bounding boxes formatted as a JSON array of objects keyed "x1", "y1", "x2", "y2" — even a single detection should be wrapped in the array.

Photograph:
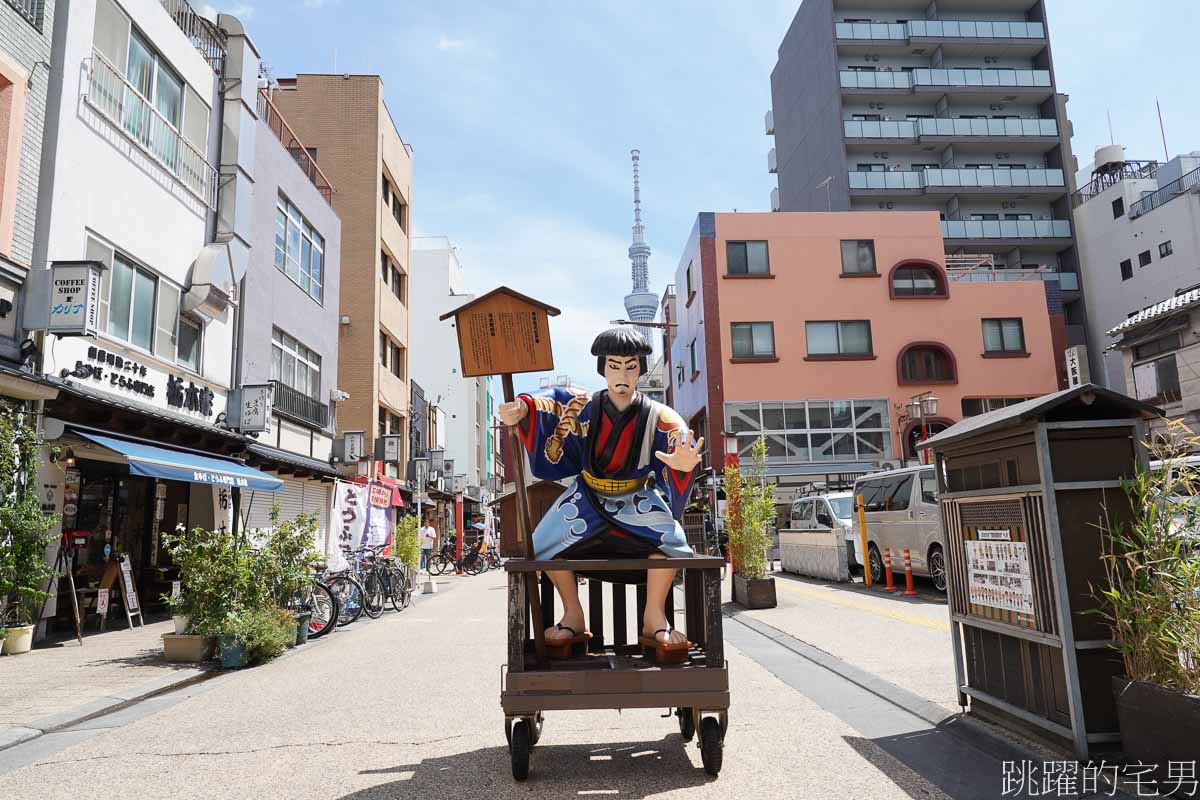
[{"x1": 440, "y1": 287, "x2": 560, "y2": 666}]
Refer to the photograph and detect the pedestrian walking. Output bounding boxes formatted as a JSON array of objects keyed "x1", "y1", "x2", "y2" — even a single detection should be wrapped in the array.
[{"x1": 418, "y1": 518, "x2": 437, "y2": 572}]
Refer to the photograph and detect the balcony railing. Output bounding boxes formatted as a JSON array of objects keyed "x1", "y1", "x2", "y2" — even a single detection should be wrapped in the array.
[
  {"x1": 271, "y1": 380, "x2": 330, "y2": 429},
  {"x1": 1129, "y1": 165, "x2": 1200, "y2": 219},
  {"x1": 85, "y1": 49, "x2": 218, "y2": 207},
  {"x1": 159, "y1": 0, "x2": 226, "y2": 74},
  {"x1": 836, "y1": 19, "x2": 1045, "y2": 41},
  {"x1": 913, "y1": 68, "x2": 1051, "y2": 88},
  {"x1": 849, "y1": 168, "x2": 1065, "y2": 190},
  {"x1": 5, "y1": 0, "x2": 43, "y2": 31},
  {"x1": 764, "y1": 109, "x2": 774, "y2": 135},
  {"x1": 257, "y1": 90, "x2": 335, "y2": 205},
  {"x1": 909, "y1": 20, "x2": 1045, "y2": 39},
  {"x1": 844, "y1": 117, "x2": 1058, "y2": 139},
  {"x1": 941, "y1": 219, "x2": 1072, "y2": 240},
  {"x1": 840, "y1": 70, "x2": 912, "y2": 89},
  {"x1": 948, "y1": 266, "x2": 1079, "y2": 291},
  {"x1": 767, "y1": 147, "x2": 777, "y2": 173}
]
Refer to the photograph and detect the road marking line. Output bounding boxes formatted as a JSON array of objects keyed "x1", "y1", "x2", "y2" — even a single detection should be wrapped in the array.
[{"x1": 774, "y1": 581, "x2": 951, "y2": 632}]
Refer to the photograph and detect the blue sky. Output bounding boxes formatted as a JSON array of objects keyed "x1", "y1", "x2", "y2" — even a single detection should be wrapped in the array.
[{"x1": 221, "y1": 0, "x2": 1200, "y2": 391}]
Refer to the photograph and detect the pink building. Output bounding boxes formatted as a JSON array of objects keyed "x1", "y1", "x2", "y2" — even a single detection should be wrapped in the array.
[{"x1": 670, "y1": 211, "x2": 1061, "y2": 484}]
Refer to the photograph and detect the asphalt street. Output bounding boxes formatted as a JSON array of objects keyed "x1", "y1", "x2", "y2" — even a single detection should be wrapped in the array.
[{"x1": 0, "y1": 569, "x2": 1090, "y2": 799}]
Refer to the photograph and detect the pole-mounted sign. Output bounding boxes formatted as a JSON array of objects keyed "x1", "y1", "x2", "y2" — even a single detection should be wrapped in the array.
[{"x1": 47, "y1": 261, "x2": 105, "y2": 337}]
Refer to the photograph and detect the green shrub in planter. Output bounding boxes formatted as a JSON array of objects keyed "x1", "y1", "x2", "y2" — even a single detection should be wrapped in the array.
[{"x1": 221, "y1": 606, "x2": 296, "y2": 665}]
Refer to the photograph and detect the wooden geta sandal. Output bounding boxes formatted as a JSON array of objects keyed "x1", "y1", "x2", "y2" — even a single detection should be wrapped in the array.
[
  {"x1": 545, "y1": 624, "x2": 592, "y2": 658},
  {"x1": 639, "y1": 628, "x2": 692, "y2": 666}
]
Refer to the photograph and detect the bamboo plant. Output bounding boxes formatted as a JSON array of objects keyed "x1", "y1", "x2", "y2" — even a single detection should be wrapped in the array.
[{"x1": 723, "y1": 437, "x2": 776, "y2": 580}]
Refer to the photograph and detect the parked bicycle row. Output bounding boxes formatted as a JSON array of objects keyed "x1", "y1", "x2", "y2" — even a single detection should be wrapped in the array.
[{"x1": 297, "y1": 543, "x2": 418, "y2": 638}]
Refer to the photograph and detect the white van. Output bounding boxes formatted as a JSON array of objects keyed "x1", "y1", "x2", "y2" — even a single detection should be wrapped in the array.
[
  {"x1": 851, "y1": 466, "x2": 947, "y2": 591},
  {"x1": 790, "y1": 492, "x2": 859, "y2": 568}
]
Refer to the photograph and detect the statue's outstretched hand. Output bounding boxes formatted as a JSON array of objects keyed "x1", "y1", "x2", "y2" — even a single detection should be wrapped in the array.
[
  {"x1": 498, "y1": 400, "x2": 528, "y2": 427},
  {"x1": 655, "y1": 429, "x2": 704, "y2": 473}
]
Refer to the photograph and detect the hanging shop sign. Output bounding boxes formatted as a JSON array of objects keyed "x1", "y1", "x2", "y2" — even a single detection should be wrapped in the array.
[
  {"x1": 377, "y1": 434, "x2": 402, "y2": 463},
  {"x1": 47, "y1": 261, "x2": 105, "y2": 337},
  {"x1": 52, "y1": 337, "x2": 227, "y2": 422},
  {"x1": 333, "y1": 431, "x2": 366, "y2": 465},
  {"x1": 228, "y1": 384, "x2": 273, "y2": 433}
]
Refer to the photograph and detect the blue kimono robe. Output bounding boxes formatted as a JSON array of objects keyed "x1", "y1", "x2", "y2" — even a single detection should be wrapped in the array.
[{"x1": 516, "y1": 387, "x2": 696, "y2": 561}]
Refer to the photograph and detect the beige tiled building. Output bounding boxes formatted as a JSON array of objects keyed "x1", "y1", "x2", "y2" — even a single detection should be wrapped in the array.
[{"x1": 271, "y1": 74, "x2": 413, "y2": 478}]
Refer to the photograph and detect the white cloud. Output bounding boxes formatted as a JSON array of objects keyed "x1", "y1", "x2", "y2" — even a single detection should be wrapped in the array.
[
  {"x1": 436, "y1": 35, "x2": 466, "y2": 52},
  {"x1": 200, "y1": 2, "x2": 254, "y2": 20}
]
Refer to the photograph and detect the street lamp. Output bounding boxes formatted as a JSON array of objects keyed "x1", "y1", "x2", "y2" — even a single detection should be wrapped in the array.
[
  {"x1": 724, "y1": 432, "x2": 740, "y2": 469},
  {"x1": 907, "y1": 393, "x2": 939, "y2": 464},
  {"x1": 430, "y1": 447, "x2": 444, "y2": 475}
]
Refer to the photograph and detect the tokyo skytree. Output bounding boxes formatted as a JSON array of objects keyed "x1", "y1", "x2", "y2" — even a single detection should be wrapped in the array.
[{"x1": 623, "y1": 149, "x2": 658, "y2": 346}]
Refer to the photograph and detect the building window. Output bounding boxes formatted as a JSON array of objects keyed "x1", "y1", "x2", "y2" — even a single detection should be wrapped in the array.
[
  {"x1": 962, "y1": 397, "x2": 1034, "y2": 417},
  {"x1": 90, "y1": 237, "x2": 202, "y2": 370},
  {"x1": 390, "y1": 341, "x2": 405, "y2": 380},
  {"x1": 6, "y1": 0, "x2": 44, "y2": 30},
  {"x1": 271, "y1": 328, "x2": 321, "y2": 399},
  {"x1": 1133, "y1": 332, "x2": 1181, "y2": 362},
  {"x1": 391, "y1": 266, "x2": 407, "y2": 304},
  {"x1": 805, "y1": 320, "x2": 872, "y2": 357},
  {"x1": 726, "y1": 241, "x2": 770, "y2": 275},
  {"x1": 840, "y1": 240, "x2": 876, "y2": 275},
  {"x1": 725, "y1": 399, "x2": 891, "y2": 463},
  {"x1": 381, "y1": 250, "x2": 389, "y2": 284},
  {"x1": 382, "y1": 176, "x2": 391, "y2": 207},
  {"x1": 92, "y1": 0, "x2": 211, "y2": 182},
  {"x1": 982, "y1": 318, "x2": 1026, "y2": 354},
  {"x1": 1159, "y1": 240, "x2": 1174, "y2": 258},
  {"x1": 385, "y1": 175, "x2": 408, "y2": 232},
  {"x1": 389, "y1": 412, "x2": 403, "y2": 435},
  {"x1": 731, "y1": 322, "x2": 776, "y2": 358},
  {"x1": 890, "y1": 263, "x2": 946, "y2": 297},
  {"x1": 1134, "y1": 356, "x2": 1181, "y2": 404},
  {"x1": 688, "y1": 339, "x2": 698, "y2": 376},
  {"x1": 898, "y1": 344, "x2": 956, "y2": 383},
  {"x1": 379, "y1": 332, "x2": 388, "y2": 368},
  {"x1": 378, "y1": 407, "x2": 387, "y2": 437},
  {"x1": 1120, "y1": 259, "x2": 1133, "y2": 281},
  {"x1": 1112, "y1": 197, "x2": 1124, "y2": 219},
  {"x1": 1138, "y1": 250, "x2": 1152, "y2": 268},
  {"x1": 685, "y1": 261, "x2": 694, "y2": 297},
  {"x1": 274, "y1": 194, "x2": 324, "y2": 303}
]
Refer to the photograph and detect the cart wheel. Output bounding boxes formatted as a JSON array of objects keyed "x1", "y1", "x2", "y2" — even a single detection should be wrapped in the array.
[
  {"x1": 511, "y1": 720, "x2": 531, "y2": 781},
  {"x1": 677, "y1": 707, "x2": 695, "y2": 742},
  {"x1": 504, "y1": 718, "x2": 512, "y2": 746},
  {"x1": 530, "y1": 712, "x2": 544, "y2": 745},
  {"x1": 699, "y1": 717, "x2": 723, "y2": 777}
]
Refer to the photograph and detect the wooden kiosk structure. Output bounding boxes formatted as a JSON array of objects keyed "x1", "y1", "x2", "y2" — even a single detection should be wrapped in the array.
[
  {"x1": 440, "y1": 288, "x2": 729, "y2": 781},
  {"x1": 920, "y1": 384, "x2": 1160, "y2": 759}
]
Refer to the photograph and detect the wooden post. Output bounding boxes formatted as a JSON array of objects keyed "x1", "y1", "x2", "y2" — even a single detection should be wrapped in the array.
[{"x1": 504, "y1": 373, "x2": 547, "y2": 666}]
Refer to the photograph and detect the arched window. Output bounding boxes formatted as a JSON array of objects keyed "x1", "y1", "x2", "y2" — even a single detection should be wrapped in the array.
[
  {"x1": 898, "y1": 343, "x2": 957, "y2": 384},
  {"x1": 890, "y1": 261, "x2": 948, "y2": 298}
]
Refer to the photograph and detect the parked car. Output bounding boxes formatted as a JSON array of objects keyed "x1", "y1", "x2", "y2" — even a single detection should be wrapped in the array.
[
  {"x1": 789, "y1": 492, "x2": 858, "y2": 569},
  {"x1": 851, "y1": 466, "x2": 947, "y2": 591}
]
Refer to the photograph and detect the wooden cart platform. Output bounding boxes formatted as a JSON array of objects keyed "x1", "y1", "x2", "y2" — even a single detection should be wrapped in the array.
[{"x1": 502, "y1": 556, "x2": 729, "y2": 779}]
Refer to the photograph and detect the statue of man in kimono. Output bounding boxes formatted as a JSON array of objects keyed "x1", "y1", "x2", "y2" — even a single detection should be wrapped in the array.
[{"x1": 498, "y1": 327, "x2": 704, "y2": 660}]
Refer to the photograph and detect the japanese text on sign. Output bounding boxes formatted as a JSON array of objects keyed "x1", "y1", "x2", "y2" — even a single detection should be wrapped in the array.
[{"x1": 966, "y1": 533, "x2": 1034, "y2": 620}]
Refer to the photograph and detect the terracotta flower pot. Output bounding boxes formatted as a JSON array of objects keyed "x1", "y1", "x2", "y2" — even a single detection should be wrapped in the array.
[
  {"x1": 2, "y1": 624, "x2": 34, "y2": 655},
  {"x1": 1113, "y1": 676, "x2": 1200, "y2": 781},
  {"x1": 162, "y1": 633, "x2": 215, "y2": 662},
  {"x1": 733, "y1": 574, "x2": 777, "y2": 609}
]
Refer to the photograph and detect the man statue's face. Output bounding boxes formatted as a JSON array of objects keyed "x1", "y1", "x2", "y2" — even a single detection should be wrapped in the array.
[{"x1": 604, "y1": 355, "x2": 641, "y2": 402}]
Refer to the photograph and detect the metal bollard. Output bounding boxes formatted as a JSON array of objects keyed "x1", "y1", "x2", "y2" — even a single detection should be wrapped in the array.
[
  {"x1": 883, "y1": 546, "x2": 897, "y2": 591},
  {"x1": 902, "y1": 548, "x2": 917, "y2": 596}
]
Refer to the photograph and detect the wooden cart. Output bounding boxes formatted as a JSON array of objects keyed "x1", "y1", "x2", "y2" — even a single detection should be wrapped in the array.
[{"x1": 502, "y1": 556, "x2": 729, "y2": 781}]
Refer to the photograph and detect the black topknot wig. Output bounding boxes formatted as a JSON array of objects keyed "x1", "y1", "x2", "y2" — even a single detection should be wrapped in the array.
[{"x1": 591, "y1": 327, "x2": 652, "y2": 376}]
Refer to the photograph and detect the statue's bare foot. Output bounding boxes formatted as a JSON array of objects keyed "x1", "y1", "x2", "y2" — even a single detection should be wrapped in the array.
[
  {"x1": 642, "y1": 609, "x2": 687, "y2": 645},
  {"x1": 545, "y1": 607, "x2": 586, "y2": 642}
]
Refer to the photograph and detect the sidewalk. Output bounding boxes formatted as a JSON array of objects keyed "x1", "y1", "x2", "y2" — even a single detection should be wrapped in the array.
[{"x1": 0, "y1": 619, "x2": 211, "y2": 750}]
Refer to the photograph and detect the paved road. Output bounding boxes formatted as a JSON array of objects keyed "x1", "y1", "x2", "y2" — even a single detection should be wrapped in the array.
[{"x1": 0, "y1": 569, "x2": 1084, "y2": 799}]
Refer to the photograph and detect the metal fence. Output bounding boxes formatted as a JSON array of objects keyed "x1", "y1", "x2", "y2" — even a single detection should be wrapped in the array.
[
  {"x1": 5, "y1": 0, "x2": 43, "y2": 30},
  {"x1": 257, "y1": 90, "x2": 335, "y2": 204},
  {"x1": 85, "y1": 49, "x2": 218, "y2": 208},
  {"x1": 271, "y1": 380, "x2": 330, "y2": 429},
  {"x1": 158, "y1": 0, "x2": 226, "y2": 74},
  {"x1": 1129, "y1": 165, "x2": 1200, "y2": 219}
]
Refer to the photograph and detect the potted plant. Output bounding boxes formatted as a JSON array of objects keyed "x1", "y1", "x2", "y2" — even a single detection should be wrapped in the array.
[
  {"x1": 260, "y1": 507, "x2": 319, "y2": 646},
  {"x1": 1095, "y1": 422, "x2": 1200, "y2": 779},
  {"x1": 159, "y1": 525, "x2": 244, "y2": 662},
  {"x1": 725, "y1": 437, "x2": 778, "y2": 609},
  {"x1": 0, "y1": 406, "x2": 59, "y2": 656},
  {"x1": 219, "y1": 605, "x2": 295, "y2": 668}
]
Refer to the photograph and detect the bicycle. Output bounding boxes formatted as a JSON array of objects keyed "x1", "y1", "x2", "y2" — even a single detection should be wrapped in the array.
[
  {"x1": 291, "y1": 567, "x2": 339, "y2": 639},
  {"x1": 357, "y1": 544, "x2": 411, "y2": 615},
  {"x1": 484, "y1": 549, "x2": 501, "y2": 570},
  {"x1": 321, "y1": 557, "x2": 368, "y2": 626},
  {"x1": 434, "y1": 542, "x2": 487, "y2": 576}
]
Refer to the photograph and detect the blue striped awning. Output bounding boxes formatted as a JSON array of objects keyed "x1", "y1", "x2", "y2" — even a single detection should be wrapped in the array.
[{"x1": 76, "y1": 431, "x2": 283, "y2": 492}]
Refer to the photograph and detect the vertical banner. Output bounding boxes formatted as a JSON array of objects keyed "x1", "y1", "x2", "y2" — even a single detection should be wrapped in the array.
[
  {"x1": 329, "y1": 480, "x2": 369, "y2": 568},
  {"x1": 365, "y1": 482, "x2": 394, "y2": 548}
]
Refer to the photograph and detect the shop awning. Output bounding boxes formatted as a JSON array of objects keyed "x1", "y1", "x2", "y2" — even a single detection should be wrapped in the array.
[{"x1": 77, "y1": 431, "x2": 283, "y2": 492}]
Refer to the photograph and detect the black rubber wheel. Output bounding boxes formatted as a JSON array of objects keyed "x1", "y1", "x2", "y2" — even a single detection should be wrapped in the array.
[
  {"x1": 678, "y1": 708, "x2": 695, "y2": 742},
  {"x1": 362, "y1": 573, "x2": 385, "y2": 618},
  {"x1": 327, "y1": 575, "x2": 365, "y2": 626},
  {"x1": 699, "y1": 717, "x2": 723, "y2": 777},
  {"x1": 466, "y1": 555, "x2": 485, "y2": 576},
  {"x1": 510, "y1": 719, "x2": 531, "y2": 781},
  {"x1": 929, "y1": 546, "x2": 947, "y2": 593},
  {"x1": 867, "y1": 544, "x2": 884, "y2": 586},
  {"x1": 303, "y1": 582, "x2": 338, "y2": 640}
]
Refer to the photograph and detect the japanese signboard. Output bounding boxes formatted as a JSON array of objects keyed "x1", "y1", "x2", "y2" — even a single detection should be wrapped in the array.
[
  {"x1": 439, "y1": 287, "x2": 560, "y2": 378},
  {"x1": 965, "y1": 528, "x2": 1035, "y2": 628},
  {"x1": 379, "y1": 434, "x2": 402, "y2": 463},
  {"x1": 47, "y1": 261, "x2": 104, "y2": 337},
  {"x1": 232, "y1": 384, "x2": 273, "y2": 433}
]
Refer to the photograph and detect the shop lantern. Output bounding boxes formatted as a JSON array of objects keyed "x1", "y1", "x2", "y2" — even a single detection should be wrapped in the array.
[
  {"x1": 46, "y1": 260, "x2": 106, "y2": 337},
  {"x1": 333, "y1": 430, "x2": 366, "y2": 464}
]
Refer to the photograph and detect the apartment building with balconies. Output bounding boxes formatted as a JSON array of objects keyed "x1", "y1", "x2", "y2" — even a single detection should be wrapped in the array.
[
  {"x1": 270, "y1": 73, "x2": 413, "y2": 484},
  {"x1": 1072, "y1": 146, "x2": 1200, "y2": 393},
  {"x1": 767, "y1": 0, "x2": 1084, "y2": 367}
]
